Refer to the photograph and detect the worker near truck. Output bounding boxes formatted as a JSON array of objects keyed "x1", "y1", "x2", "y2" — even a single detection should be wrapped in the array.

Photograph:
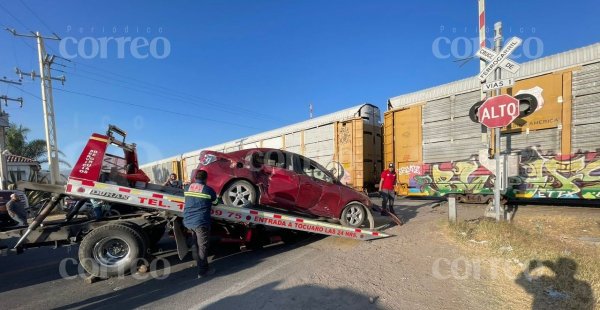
[
  {"x1": 379, "y1": 163, "x2": 397, "y2": 215},
  {"x1": 6, "y1": 193, "x2": 28, "y2": 226},
  {"x1": 183, "y1": 170, "x2": 217, "y2": 278},
  {"x1": 164, "y1": 173, "x2": 182, "y2": 189}
]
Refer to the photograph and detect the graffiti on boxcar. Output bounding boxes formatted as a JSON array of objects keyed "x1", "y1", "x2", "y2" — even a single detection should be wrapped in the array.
[
  {"x1": 326, "y1": 161, "x2": 352, "y2": 185},
  {"x1": 397, "y1": 165, "x2": 421, "y2": 175},
  {"x1": 514, "y1": 150, "x2": 600, "y2": 199},
  {"x1": 411, "y1": 160, "x2": 493, "y2": 195},
  {"x1": 405, "y1": 150, "x2": 600, "y2": 199}
]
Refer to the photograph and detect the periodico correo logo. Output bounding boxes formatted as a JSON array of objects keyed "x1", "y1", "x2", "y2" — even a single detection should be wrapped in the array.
[{"x1": 59, "y1": 25, "x2": 171, "y2": 59}]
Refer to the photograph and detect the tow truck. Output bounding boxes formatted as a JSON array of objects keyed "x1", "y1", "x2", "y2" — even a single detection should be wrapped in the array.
[{"x1": 0, "y1": 125, "x2": 393, "y2": 278}]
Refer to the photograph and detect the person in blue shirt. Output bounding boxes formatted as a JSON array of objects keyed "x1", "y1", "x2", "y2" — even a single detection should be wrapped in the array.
[{"x1": 184, "y1": 170, "x2": 217, "y2": 278}]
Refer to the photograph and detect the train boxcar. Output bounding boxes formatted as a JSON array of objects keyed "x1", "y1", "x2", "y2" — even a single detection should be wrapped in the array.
[
  {"x1": 141, "y1": 104, "x2": 383, "y2": 192},
  {"x1": 385, "y1": 43, "x2": 600, "y2": 202}
]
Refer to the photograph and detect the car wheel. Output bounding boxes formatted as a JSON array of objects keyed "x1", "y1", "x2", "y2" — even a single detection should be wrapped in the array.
[
  {"x1": 340, "y1": 203, "x2": 366, "y2": 228},
  {"x1": 223, "y1": 180, "x2": 256, "y2": 208}
]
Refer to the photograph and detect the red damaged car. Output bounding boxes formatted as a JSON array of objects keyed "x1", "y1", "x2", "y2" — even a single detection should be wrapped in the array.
[{"x1": 195, "y1": 148, "x2": 372, "y2": 228}]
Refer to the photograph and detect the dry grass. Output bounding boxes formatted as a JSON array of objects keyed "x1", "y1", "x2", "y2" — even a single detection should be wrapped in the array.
[{"x1": 447, "y1": 214, "x2": 600, "y2": 309}]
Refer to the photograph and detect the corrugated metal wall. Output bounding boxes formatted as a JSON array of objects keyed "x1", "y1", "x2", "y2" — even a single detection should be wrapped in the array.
[
  {"x1": 422, "y1": 91, "x2": 484, "y2": 162},
  {"x1": 140, "y1": 156, "x2": 179, "y2": 184},
  {"x1": 500, "y1": 128, "x2": 561, "y2": 153},
  {"x1": 304, "y1": 124, "x2": 335, "y2": 167},
  {"x1": 572, "y1": 62, "x2": 600, "y2": 152}
]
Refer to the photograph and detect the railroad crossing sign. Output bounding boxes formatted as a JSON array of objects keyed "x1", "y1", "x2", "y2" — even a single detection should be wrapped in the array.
[
  {"x1": 477, "y1": 47, "x2": 520, "y2": 74},
  {"x1": 481, "y1": 78, "x2": 514, "y2": 92},
  {"x1": 477, "y1": 37, "x2": 522, "y2": 82},
  {"x1": 477, "y1": 94, "x2": 520, "y2": 128}
]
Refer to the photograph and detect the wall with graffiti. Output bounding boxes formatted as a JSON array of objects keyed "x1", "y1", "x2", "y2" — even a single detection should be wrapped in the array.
[{"x1": 401, "y1": 150, "x2": 600, "y2": 200}]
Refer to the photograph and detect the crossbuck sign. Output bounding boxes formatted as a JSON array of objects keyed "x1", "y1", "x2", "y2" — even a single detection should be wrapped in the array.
[{"x1": 477, "y1": 37, "x2": 522, "y2": 82}]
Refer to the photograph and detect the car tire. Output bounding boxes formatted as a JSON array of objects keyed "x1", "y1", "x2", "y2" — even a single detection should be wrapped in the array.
[
  {"x1": 79, "y1": 224, "x2": 145, "y2": 278},
  {"x1": 223, "y1": 180, "x2": 257, "y2": 208},
  {"x1": 340, "y1": 203, "x2": 366, "y2": 228}
]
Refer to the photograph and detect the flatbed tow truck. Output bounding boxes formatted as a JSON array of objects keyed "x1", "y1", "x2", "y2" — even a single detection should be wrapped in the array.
[{"x1": 0, "y1": 126, "x2": 394, "y2": 279}]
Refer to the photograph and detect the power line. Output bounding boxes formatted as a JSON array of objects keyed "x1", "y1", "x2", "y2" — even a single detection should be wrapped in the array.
[
  {"x1": 4, "y1": 5, "x2": 287, "y2": 127},
  {"x1": 4, "y1": 3, "x2": 283, "y2": 122},
  {"x1": 12, "y1": 84, "x2": 41, "y2": 100},
  {"x1": 60, "y1": 69, "x2": 275, "y2": 120},
  {"x1": 52, "y1": 87, "x2": 261, "y2": 130},
  {"x1": 67, "y1": 60, "x2": 283, "y2": 121},
  {"x1": 0, "y1": 2, "x2": 31, "y2": 32},
  {"x1": 19, "y1": 0, "x2": 55, "y2": 35}
]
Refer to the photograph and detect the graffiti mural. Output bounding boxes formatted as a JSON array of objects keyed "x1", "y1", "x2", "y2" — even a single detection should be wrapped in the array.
[
  {"x1": 326, "y1": 161, "x2": 352, "y2": 185},
  {"x1": 514, "y1": 149, "x2": 600, "y2": 199},
  {"x1": 411, "y1": 159, "x2": 494, "y2": 196},
  {"x1": 403, "y1": 150, "x2": 600, "y2": 200}
]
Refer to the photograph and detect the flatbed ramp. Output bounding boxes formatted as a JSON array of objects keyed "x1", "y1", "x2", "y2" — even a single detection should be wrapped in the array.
[{"x1": 66, "y1": 178, "x2": 391, "y2": 241}]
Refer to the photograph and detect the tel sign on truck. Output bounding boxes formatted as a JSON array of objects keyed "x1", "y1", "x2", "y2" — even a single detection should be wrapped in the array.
[{"x1": 477, "y1": 94, "x2": 520, "y2": 128}]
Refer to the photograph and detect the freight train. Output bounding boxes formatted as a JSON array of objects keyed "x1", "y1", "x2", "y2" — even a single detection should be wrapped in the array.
[
  {"x1": 142, "y1": 43, "x2": 600, "y2": 203},
  {"x1": 140, "y1": 104, "x2": 383, "y2": 192},
  {"x1": 385, "y1": 43, "x2": 600, "y2": 202}
]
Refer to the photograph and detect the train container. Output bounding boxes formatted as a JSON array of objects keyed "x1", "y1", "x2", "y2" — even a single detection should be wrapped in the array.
[
  {"x1": 141, "y1": 104, "x2": 383, "y2": 191},
  {"x1": 385, "y1": 43, "x2": 600, "y2": 202}
]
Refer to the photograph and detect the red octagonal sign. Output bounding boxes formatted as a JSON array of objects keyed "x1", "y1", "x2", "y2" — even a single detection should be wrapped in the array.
[{"x1": 478, "y1": 94, "x2": 520, "y2": 128}]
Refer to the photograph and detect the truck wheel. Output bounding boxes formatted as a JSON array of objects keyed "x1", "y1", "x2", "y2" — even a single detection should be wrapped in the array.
[
  {"x1": 340, "y1": 203, "x2": 366, "y2": 228},
  {"x1": 119, "y1": 221, "x2": 149, "y2": 255},
  {"x1": 79, "y1": 224, "x2": 145, "y2": 278},
  {"x1": 223, "y1": 180, "x2": 256, "y2": 208}
]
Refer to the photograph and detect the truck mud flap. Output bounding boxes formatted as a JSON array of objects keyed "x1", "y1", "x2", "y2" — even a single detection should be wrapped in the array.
[{"x1": 172, "y1": 218, "x2": 189, "y2": 260}]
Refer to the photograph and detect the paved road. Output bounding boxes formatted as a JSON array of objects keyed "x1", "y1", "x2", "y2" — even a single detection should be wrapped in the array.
[
  {"x1": 0, "y1": 200, "x2": 407, "y2": 310},
  {"x1": 0, "y1": 231, "x2": 328, "y2": 309}
]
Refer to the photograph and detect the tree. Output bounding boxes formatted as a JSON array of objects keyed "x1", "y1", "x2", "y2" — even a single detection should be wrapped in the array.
[{"x1": 5, "y1": 123, "x2": 71, "y2": 167}]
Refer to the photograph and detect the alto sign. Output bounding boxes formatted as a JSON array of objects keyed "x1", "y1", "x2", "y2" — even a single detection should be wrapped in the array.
[{"x1": 477, "y1": 94, "x2": 520, "y2": 128}]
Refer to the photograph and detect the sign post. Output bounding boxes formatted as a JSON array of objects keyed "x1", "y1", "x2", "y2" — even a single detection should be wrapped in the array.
[{"x1": 475, "y1": 22, "x2": 522, "y2": 221}]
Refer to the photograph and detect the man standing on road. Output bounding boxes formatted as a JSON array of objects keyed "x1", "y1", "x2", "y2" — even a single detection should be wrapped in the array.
[
  {"x1": 379, "y1": 163, "x2": 397, "y2": 215},
  {"x1": 184, "y1": 170, "x2": 217, "y2": 278},
  {"x1": 6, "y1": 193, "x2": 27, "y2": 226}
]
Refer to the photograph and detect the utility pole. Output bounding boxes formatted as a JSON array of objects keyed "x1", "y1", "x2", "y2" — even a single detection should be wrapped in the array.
[
  {"x1": 493, "y1": 22, "x2": 503, "y2": 222},
  {"x1": 8, "y1": 29, "x2": 65, "y2": 185},
  {"x1": 0, "y1": 78, "x2": 24, "y2": 190}
]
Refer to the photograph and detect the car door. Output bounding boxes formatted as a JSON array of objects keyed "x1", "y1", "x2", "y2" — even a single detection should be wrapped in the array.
[
  {"x1": 261, "y1": 151, "x2": 300, "y2": 210},
  {"x1": 296, "y1": 157, "x2": 340, "y2": 217},
  {"x1": 310, "y1": 162, "x2": 341, "y2": 217},
  {"x1": 296, "y1": 157, "x2": 322, "y2": 212}
]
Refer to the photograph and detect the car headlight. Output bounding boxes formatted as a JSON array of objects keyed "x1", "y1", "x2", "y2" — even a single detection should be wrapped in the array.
[{"x1": 201, "y1": 154, "x2": 217, "y2": 166}]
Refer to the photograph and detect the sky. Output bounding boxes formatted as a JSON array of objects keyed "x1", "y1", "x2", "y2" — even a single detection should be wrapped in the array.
[{"x1": 0, "y1": 0, "x2": 598, "y2": 167}]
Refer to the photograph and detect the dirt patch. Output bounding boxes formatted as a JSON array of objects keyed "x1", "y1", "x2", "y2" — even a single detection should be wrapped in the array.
[
  {"x1": 446, "y1": 206, "x2": 600, "y2": 309},
  {"x1": 271, "y1": 199, "x2": 502, "y2": 309}
]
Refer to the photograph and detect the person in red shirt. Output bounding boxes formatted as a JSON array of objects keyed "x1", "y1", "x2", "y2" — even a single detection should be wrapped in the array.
[{"x1": 379, "y1": 163, "x2": 397, "y2": 215}]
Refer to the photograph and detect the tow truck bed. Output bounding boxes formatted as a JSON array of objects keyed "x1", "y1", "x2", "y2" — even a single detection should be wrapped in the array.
[{"x1": 65, "y1": 177, "x2": 390, "y2": 241}]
